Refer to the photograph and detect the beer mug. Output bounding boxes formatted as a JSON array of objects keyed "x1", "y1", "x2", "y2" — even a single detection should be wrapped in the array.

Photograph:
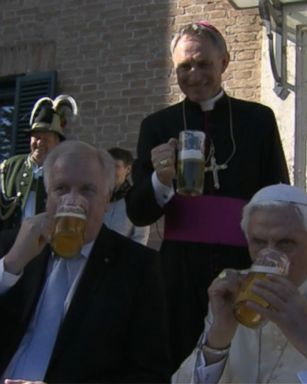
[
  {"x1": 177, "y1": 130, "x2": 206, "y2": 196},
  {"x1": 50, "y1": 195, "x2": 88, "y2": 258},
  {"x1": 233, "y1": 248, "x2": 289, "y2": 328}
]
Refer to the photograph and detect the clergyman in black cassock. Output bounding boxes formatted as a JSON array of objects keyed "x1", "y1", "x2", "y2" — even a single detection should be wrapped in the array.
[{"x1": 126, "y1": 21, "x2": 290, "y2": 371}]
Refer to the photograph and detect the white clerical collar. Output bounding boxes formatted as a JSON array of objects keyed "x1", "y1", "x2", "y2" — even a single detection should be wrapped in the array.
[{"x1": 199, "y1": 89, "x2": 224, "y2": 111}]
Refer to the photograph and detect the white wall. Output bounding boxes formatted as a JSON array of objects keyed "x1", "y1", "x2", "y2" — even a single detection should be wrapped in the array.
[{"x1": 260, "y1": 2, "x2": 307, "y2": 185}]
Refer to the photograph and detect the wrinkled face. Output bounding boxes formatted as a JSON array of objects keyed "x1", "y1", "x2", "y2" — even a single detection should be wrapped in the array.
[
  {"x1": 114, "y1": 159, "x2": 131, "y2": 188},
  {"x1": 46, "y1": 155, "x2": 109, "y2": 244},
  {"x1": 247, "y1": 206, "x2": 307, "y2": 287},
  {"x1": 172, "y1": 34, "x2": 229, "y2": 103},
  {"x1": 30, "y1": 132, "x2": 60, "y2": 166}
]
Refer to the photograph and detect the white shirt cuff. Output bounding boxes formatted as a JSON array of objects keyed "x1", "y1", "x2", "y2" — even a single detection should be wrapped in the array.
[
  {"x1": 151, "y1": 171, "x2": 175, "y2": 207},
  {"x1": 0, "y1": 258, "x2": 22, "y2": 293},
  {"x1": 195, "y1": 347, "x2": 227, "y2": 384}
]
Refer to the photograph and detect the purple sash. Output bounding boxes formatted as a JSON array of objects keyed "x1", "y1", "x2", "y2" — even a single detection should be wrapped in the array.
[{"x1": 164, "y1": 194, "x2": 247, "y2": 247}]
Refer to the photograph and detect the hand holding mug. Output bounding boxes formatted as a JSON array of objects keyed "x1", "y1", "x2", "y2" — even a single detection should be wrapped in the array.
[
  {"x1": 4, "y1": 213, "x2": 53, "y2": 275},
  {"x1": 151, "y1": 138, "x2": 177, "y2": 186},
  {"x1": 207, "y1": 269, "x2": 244, "y2": 350},
  {"x1": 233, "y1": 248, "x2": 289, "y2": 328}
]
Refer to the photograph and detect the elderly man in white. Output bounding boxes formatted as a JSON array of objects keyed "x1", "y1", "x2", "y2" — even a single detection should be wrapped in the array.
[{"x1": 173, "y1": 183, "x2": 307, "y2": 384}]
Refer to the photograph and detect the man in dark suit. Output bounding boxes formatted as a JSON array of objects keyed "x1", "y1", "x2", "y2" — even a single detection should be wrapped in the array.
[
  {"x1": 0, "y1": 140, "x2": 170, "y2": 383},
  {"x1": 126, "y1": 20, "x2": 290, "y2": 371}
]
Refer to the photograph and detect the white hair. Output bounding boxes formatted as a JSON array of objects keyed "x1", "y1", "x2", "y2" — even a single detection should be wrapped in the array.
[{"x1": 43, "y1": 140, "x2": 115, "y2": 195}]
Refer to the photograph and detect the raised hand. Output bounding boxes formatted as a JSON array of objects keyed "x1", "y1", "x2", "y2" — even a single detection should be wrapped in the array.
[
  {"x1": 207, "y1": 269, "x2": 245, "y2": 349},
  {"x1": 4, "y1": 213, "x2": 54, "y2": 275},
  {"x1": 247, "y1": 274, "x2": 307, "y2": 358},
  {"x1": 151, "y1": 138, "x2": 178, "y2": 186}
]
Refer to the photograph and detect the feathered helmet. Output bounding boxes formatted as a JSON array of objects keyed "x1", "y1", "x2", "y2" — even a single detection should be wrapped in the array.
[{"x1": 29, "y1": 95, "x2": 78, "y2": 140}]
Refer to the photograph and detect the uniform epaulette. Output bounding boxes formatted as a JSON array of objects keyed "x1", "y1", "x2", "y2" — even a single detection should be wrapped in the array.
[{"x1": 0, "y1": 159, "x2": 7, "y2": 174}]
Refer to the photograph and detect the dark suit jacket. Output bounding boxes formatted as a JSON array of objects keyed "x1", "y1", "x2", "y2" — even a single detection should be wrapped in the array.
[{"x1": 0, "y1": 225, "x2": 171, "y2": 383}]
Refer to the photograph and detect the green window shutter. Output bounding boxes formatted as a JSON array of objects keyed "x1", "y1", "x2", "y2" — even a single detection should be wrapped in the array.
[{"x1": 11, "y1": 71, "x2": 57, "y2": 155}]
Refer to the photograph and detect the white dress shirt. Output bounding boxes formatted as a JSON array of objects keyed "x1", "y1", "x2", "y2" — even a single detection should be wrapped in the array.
[
  {"x1": 0, "y1": 241, "x2": 94, "y2": 380},
  {"x1": 172, "y1": 280, "x2": 307, "y2": 384},
  {"x1": 23, "y1": 162, "x2": 44, "y2": 219},
  {"x1": 104, "y1": 198, "x2": 150, "y2": 245}
]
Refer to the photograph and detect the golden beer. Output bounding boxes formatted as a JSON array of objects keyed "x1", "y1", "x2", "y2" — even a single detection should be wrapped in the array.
[
  {"x1": 233, "y1": 272, "x2": 269, "y2": 328},
  {"x1": 233, "y1": 249, "x2": 289, "y2": 328},
  {"x1": 177, "y1": 158, "x2": 205, "y2": 196},
  {"x1": 51, "y1": 212, "x2": 86, "y2": 258},
  {"x1": 177, "y1": 130, "x2": 205, "y2": 196}
]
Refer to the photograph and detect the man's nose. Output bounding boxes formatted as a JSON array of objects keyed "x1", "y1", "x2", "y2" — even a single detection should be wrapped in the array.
[
  {"x1": 266, "y1": 243, "x2": 279, "y2": 252},
  {"x1": 189, "y1": 67, "x2": 203, "y2": 81},
  {"x1": 36, "y1": 138, "x2": 46, "y2": 145},
  {"x1": 65, "y1": 190, "x2": 80, "y2": 199},
  {"x1": 63, "y1": 192, "x2": 88, "y2": 211}
]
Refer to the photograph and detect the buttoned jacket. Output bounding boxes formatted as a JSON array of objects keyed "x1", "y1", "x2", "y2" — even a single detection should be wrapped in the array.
[
  {"x1": 0, "y1": 225, "x2": 171, "y2": 383},
  {"x1": 0, "y1": 154, "x2": 41, "y2": 229}
]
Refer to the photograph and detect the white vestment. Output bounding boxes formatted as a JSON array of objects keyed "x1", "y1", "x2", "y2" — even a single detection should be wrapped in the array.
[{"x1": 172, "y1": 281, "x2": 307, "y2": 384}]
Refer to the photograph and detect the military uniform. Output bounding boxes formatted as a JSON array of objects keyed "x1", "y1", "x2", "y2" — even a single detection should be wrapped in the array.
[
  {"x1": 0, "y1": 94, "x2": 78, "y2": 230},
  {"x1": 0, "y1": 155, "x2": 46, "y2": 229}
]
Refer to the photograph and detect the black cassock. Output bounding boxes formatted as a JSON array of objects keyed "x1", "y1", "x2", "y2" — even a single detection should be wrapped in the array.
[{"x1": 126, "y1": 93, "x2": 290, "y2": 371}]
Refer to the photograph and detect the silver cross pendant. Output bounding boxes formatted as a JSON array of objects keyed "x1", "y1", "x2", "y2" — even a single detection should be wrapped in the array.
[{"x1": 205, "y1": 155, "x2": 227, "y2": 189}]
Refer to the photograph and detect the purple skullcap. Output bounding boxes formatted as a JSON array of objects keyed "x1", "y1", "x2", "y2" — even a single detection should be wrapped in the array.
[
  {"x1": 171, "y1": 20, "x2": 227, "y2": 54},
  {"x1": 194, "y1": 20, "x2": 223, "y2": 36}
]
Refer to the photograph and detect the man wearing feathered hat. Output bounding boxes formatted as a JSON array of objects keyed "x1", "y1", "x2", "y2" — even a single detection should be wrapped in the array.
[{"x1": 0, "y1": 95, "x2": 78, "y2": 230}]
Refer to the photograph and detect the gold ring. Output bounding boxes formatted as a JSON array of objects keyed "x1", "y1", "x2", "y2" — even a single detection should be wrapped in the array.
[{"x1": 159, "y1": 159, "x2": 168, "y2": 167}]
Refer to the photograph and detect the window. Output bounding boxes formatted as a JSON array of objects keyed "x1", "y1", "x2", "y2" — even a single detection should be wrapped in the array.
[
  {"x1": 0, "y1": 71, "x2": 57, "y2": 161},
  {"x1": 0, "y1": 75, "x2": 15, "y2": 162}
]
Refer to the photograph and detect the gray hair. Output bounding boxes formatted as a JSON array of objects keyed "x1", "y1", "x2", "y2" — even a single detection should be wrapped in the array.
[
  {"x1": 170, "y1": 22, "x2": 228, "y2": 56},
  {"x1": 43, "y1": 140, "x2": 115, "y2": 195},
  {"x1": 241, "y1": 201, "x2": 307, "y2": 239}
]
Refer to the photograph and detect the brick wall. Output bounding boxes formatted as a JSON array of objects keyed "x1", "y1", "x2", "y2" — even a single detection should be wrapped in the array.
[
  {"x1": 0, "y1": 0, "x2": 262, "y2": 248},
  {"x1": 0, "y1": 0, "x2": 261, "y2": 148}
]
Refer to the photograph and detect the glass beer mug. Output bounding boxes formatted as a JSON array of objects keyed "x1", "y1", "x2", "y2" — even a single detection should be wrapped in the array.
[
  {"x1": 177, "y1": 130, "x2": 206, "y2": 196},
  {"x1": 50, "y1": 195, "x2": 88, "y2": 258},
  {"x1": 233, "y1": 248, "x2": 289, "y2": 328}
]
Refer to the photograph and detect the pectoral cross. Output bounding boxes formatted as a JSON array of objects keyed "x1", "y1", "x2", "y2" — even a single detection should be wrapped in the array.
[{"x1": 205, "y1": 155, "x2": 227, "y2": 190}]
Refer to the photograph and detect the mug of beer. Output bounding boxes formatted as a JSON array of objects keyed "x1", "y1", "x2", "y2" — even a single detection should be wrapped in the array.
[
  {"x1": 50, "y1": 195, "x2": 88, "y2": 258},
  {"x1": 177, "y1": 130, "x2": 205, "y2": 196},
  {"x1": 233, "y1": 248, "x2": 289, "y2": 328}
]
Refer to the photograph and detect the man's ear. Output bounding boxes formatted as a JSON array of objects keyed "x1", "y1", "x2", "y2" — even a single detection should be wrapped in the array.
[
  {"x1": 126, "y1": 164, "x2": 132, "y2": 176},
  {"x1": 221, "y1": 52, "x2": 230, "y2": 74}
]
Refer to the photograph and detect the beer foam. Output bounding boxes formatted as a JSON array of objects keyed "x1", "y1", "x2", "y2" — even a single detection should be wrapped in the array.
[
  {"x1": 179, "y1": 150, "x2": 203, "y2": 160},
  {"x1": 251, "y1": 265, "x2": 285, "y2": 275},
  {"x1": 55, "y1": 212, "x2": 86, "y2": 220}
]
